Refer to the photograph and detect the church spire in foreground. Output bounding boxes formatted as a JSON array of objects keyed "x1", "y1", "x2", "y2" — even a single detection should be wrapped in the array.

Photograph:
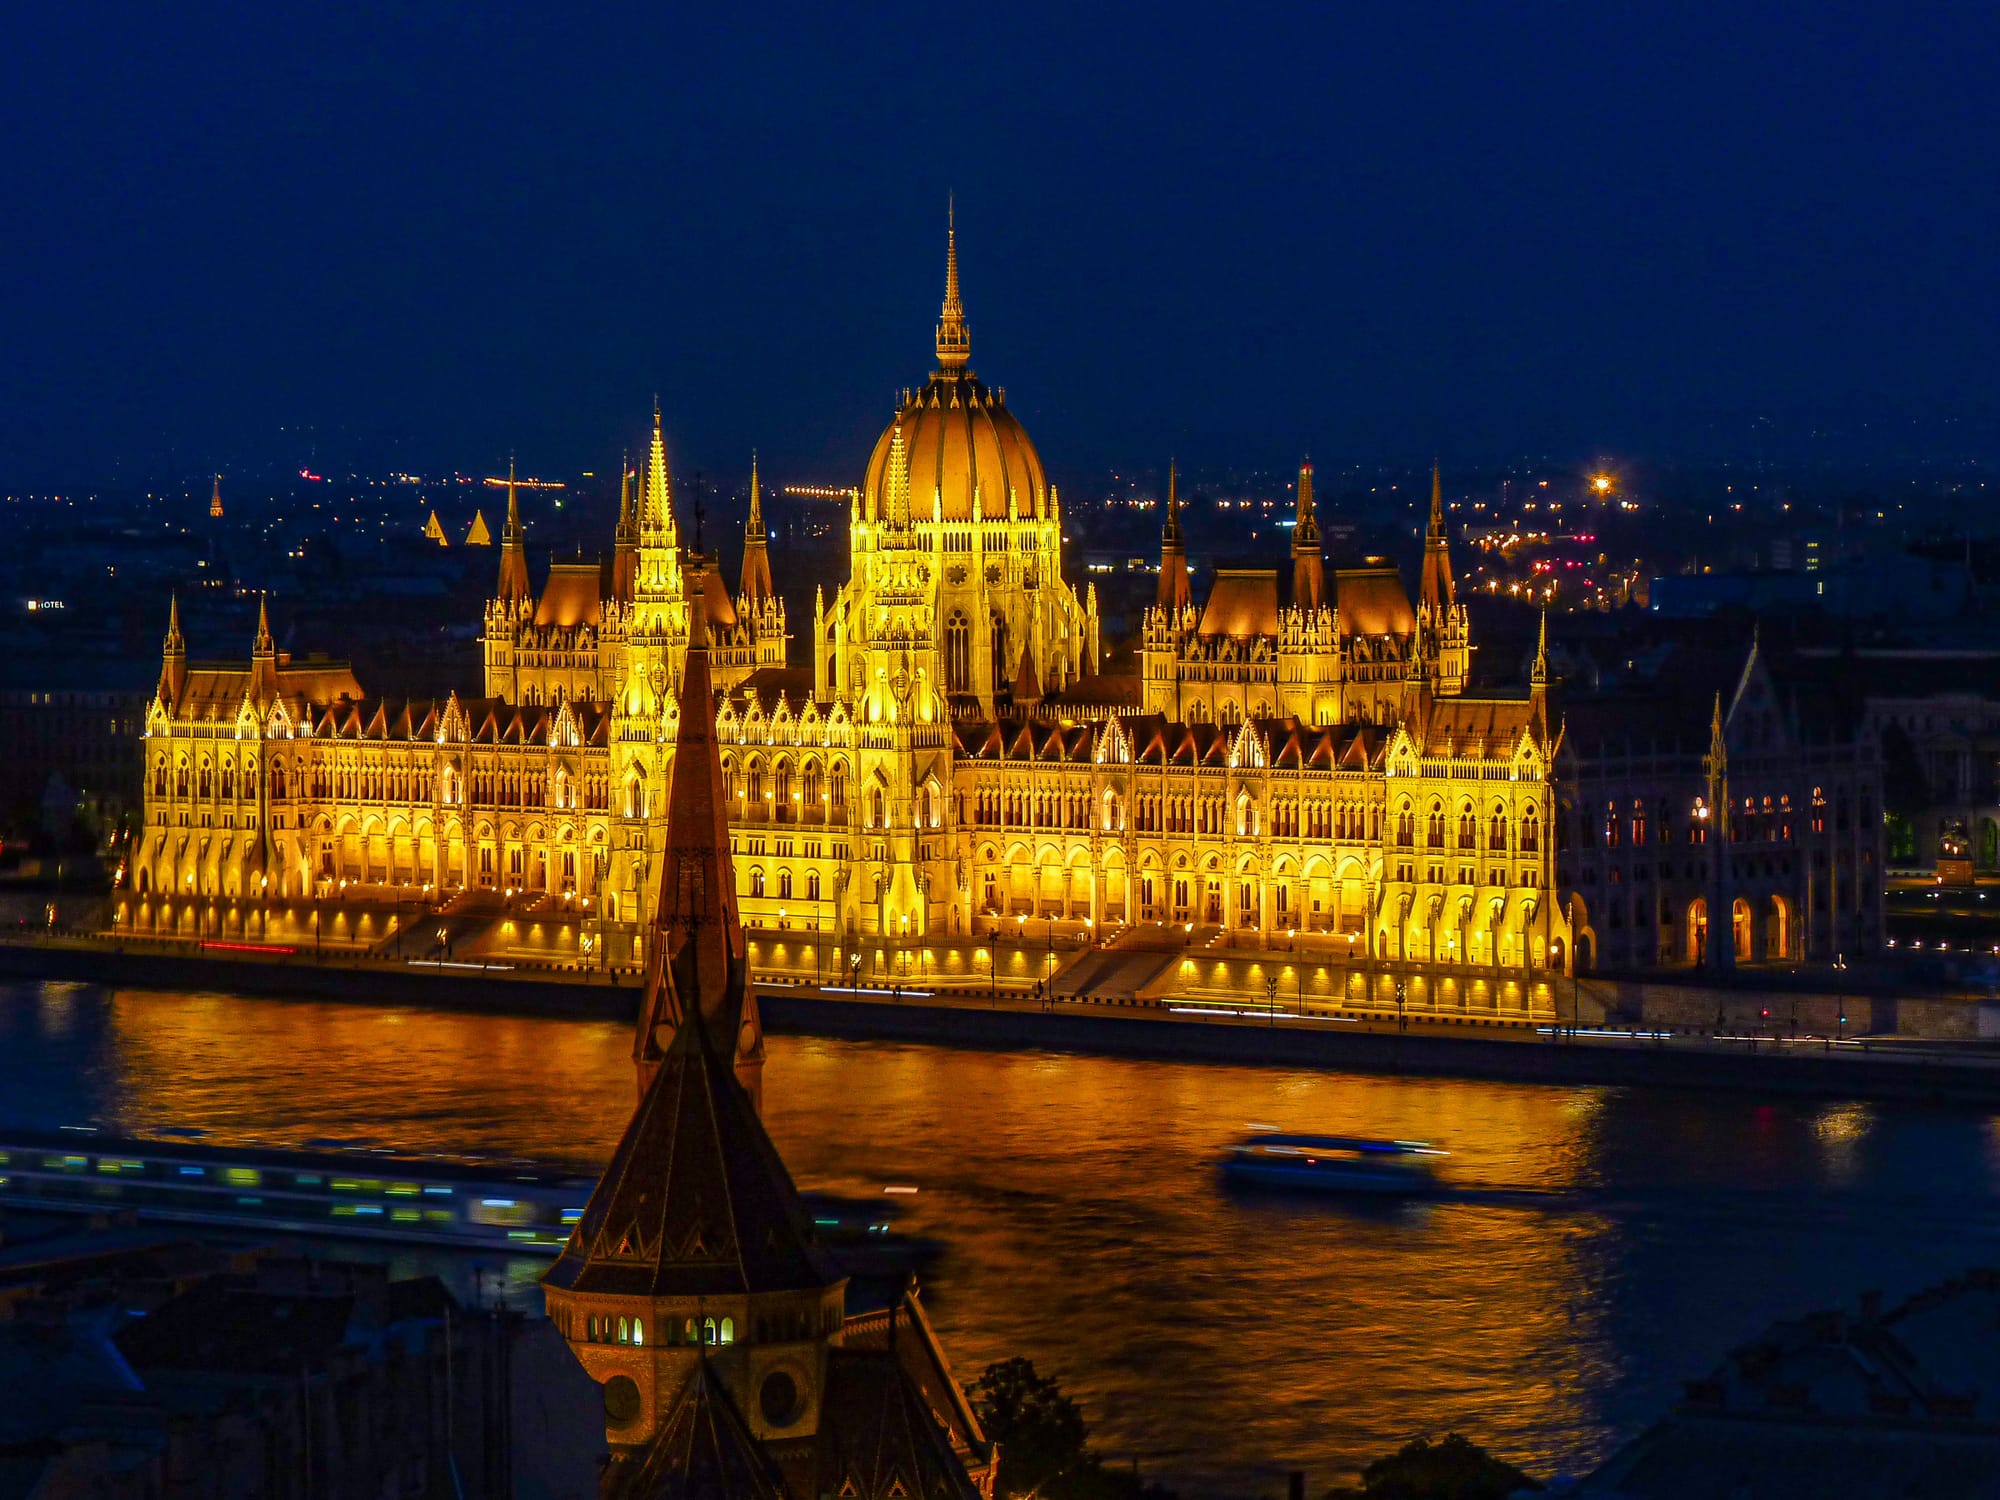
[{"x1": 632, "y1": 557, "x2": 764, "y2": 1108}]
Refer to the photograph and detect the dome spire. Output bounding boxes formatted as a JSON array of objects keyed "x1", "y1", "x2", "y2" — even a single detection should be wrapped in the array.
[{"x1": 935, "y1": 196, "x2": 970, "y2": 373}]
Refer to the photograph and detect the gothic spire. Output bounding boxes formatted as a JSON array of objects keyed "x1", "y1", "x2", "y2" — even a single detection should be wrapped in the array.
[
  {"x1": 611, "y1": 449, "x2": 638, "y2": 605},
  {"x1": 886, "y1": 418, "x2": 912, "y2": 529},
  {"x1": 496, "y1": 455, "x2": 532, "y2": 604},
  {"x1": 159, "y1": 594, "x2": 187, "y2": 707},
  {"x1": 935, "y1": 198, "x2": 970, "y2": 373},
  {"x1": 249, "y1": 593, "x2": 277, "y2": 700},
  {"x1": 1419, "y1": 461, "x2": 1456, "y2": 611},
  {"x1": 1158, "y1": 460, "x2": 1191, "y2": 613},
  {"x1": 1291, "y1": 457, "x2": 1324, "y2": 611},
  {"x1": 739, "y1": 452, "x2": 775, "y2": 606},
  {"x1": 644, "y1": 400, "x2": 677, "y2": 545},
  {"x1": 209, "y1": 474, "x2": 223, "y2": 519}
]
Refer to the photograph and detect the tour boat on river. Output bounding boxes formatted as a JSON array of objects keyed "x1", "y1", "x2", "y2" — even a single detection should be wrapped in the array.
[
  {"x1": 0, "y1": 1126, "x2": 932, "y2": 1272},
  {"x1": 1221, "y1": 1131, "x2": 1447, "y2": 1196}
]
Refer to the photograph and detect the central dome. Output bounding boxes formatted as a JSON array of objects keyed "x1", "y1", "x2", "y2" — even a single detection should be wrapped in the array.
[{"x1": 861, "y1": 219, "x2": 1049, "y2": 524}]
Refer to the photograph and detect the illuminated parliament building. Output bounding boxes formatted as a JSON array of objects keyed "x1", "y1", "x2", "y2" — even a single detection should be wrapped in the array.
[{"x1": 132, "y1": 222, "x2": 1576, "y2": 976}]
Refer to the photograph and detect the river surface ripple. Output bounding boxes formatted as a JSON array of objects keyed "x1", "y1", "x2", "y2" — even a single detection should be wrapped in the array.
[{"x1": 5, "y1": 980, "x2": 2000, "y2": 1492}]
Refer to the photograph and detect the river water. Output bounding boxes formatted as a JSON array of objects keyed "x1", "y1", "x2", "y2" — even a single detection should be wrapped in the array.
[{"x1": 5, "y1": 978, "x2": 2000, "y2": 1493}]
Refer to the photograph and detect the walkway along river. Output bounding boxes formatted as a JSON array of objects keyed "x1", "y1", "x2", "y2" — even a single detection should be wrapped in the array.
[{"x1": 6, "y1": 978, "x2": 2000, "y2": 1493}]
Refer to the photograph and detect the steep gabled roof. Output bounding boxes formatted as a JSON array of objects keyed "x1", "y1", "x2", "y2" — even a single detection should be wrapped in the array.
[
  {"x1": 604, "y1": 1358, "x2": 793, "y2": 1500},
  {"x1": 541, "y1": 1015, "x2": 837, "y2": 1301},
  {"x1": 812, "y1": 1348, "x2": 984, "y2": 1500}
]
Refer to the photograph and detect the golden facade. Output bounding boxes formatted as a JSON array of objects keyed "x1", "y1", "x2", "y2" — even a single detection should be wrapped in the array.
[{"x1": 131, "y1": 220, "x2": 1570, "y2": 976}]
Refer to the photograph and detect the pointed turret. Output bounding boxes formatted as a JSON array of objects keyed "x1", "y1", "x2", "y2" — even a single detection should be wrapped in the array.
[
  {"x1": 209, "y1": 474, "x2": 224, "y2": 519},
  {"x1": 643, "y1": 400, "x2": 680, "y2": 547},
  {"x1": 1011, "y1": 644, "x2": 1042, "y2": 706},
  {"x1": 1157, "y1": 461, "x2": 1192, "y2": 613},
  {"x1": 249, "y1": 594, "x2": 277, "y2": 702},
  {"x1": 464, "y1": 509, "x2": 492, "y2": 546},
  {"x1": 159, "y1": 594, "x2": 187, "y2": 708},
  {"x1": 739, "y1": 453, "x2": 775, "y2": 607},
  {"x1": 885, "y1": 419, "x2": 912, "y2": 531},
  {"x1": 1420, "y1": 462, "x2": 1455, "y2": 611},
  {"x1": 1704, "y1": 689, "x2": 1733, "y2": 972},
  {"x1": 496, "y1": 456, "x2": 532, "y2": 604},
  {"x1": 633, "y1": 561, "x2": 764, "y2": 1108},
  {"x1": 1291, "y1": 458, "x2": 1324, "y2": 611},
  {"x1": 1529, "y1": 608, "x2": 1550, "y2": 739},
  {"x1": 935, "y1": 197, "x2": 970, "y2": 374},
  {"x1": 423, "y1": 509, "x2": 447, "y2": 545},
  {"x1": 612, "y1": 450, "x2": 639, "y2": 604}
]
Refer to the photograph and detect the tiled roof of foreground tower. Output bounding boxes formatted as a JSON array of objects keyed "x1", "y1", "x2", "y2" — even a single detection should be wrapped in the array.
[{"x1": 540, "y1": 1009, "x2": 833, "y2": 1300}]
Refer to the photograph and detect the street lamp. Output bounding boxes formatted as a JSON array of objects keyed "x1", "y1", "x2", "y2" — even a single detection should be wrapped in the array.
[{"x1": 1395, "y1": 977, "x2": 1408, "y2": 1033}]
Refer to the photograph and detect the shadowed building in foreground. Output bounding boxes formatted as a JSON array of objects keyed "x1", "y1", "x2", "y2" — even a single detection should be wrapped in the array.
[{"x1": 540, "y1": 578, "x2": 995, "y2": 1497}]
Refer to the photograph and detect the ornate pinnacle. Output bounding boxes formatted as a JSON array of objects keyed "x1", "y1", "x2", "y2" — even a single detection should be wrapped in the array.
[{"x1": 935, "y1": 198, "x2": 970, "y2": 372}]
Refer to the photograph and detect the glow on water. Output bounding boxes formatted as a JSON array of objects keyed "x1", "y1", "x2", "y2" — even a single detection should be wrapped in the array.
[{"x1": 7, "y1": 981, "x2": 2000, "y2": 1492}]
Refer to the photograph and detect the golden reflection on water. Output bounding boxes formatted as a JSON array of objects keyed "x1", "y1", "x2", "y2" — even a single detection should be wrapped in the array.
[{"x1": 94, "y1": 988, "x2": 1619, "y2": 1486}]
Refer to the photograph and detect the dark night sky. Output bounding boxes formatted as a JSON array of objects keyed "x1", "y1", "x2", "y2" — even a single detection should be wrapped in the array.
[{"x1": 4, "y1": 2, "x2": 1996, "y2": 489}]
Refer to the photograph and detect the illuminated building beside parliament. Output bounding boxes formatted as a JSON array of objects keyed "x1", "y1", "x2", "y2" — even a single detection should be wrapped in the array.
[{"x1": 130, "y1": 222, "x2": 1574, "y2": 980}]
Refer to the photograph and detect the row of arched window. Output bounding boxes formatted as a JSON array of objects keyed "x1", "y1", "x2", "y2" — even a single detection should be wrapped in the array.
[
  {"x1": 567, "y1": 1310, "x2": 737, "y2": 1347},
  {"x1": 1393, "y1": 801, "x2": 1539, "y2": 853},
  {"x1": 747, "y1": 868, "x2": 823, "y2": 902},
  {"x1": 722, "y1": 756, "x2": 849, "y2": 821}
]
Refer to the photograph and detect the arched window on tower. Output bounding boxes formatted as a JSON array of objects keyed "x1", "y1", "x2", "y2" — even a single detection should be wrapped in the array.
[
  {"x1": 946, "y1": 611, "x2": 971, "y2": 693},
  {"x1": 991, "y1": 612, "x2": 1010, "y2": 692}
]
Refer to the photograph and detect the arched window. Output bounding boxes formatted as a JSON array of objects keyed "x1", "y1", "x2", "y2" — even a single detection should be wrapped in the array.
[
  {"x1": 990, "y1": 611, "x2": 1010, "y2": 692},
  {"x1": 703, "y1": 1317, "x2": 718, "y2": 1345},
  {"x1": 1396, "y1": 804, "x2": 1415, "y2": 848},
  {"x1": 774, "y1": 760, "x2": 792, "y2": 818},
  {"x1": 220, "y1": 760, "x2": 235, "y2": 800},
  {"x1": 1426, "y1": 802, "x2": 1445, "y2": 847},
  {"x1": 946, "y1": 611, "x2": 971, "y2": 693},
  {"x1": 720, "y1": 1317, "x2": 735, "y2": 1345},
  {"x1": 830, "y1": 766, "x2": 848, "y2": 819},
  {"x1": 153, "y1": 756, "x2": 168, "y2": 797},
  {"x1": 778, "y1": 869, "x2": 792, "y2": 899},
  {"x1": 807, "y1": 870, "x2": 821, "y2": 901},
  {"x1": 722, "y1": 756, "x2": 737, "y2": 804},
  {"x1": 747, "y1": 759, "x2": 764, "y2": 810},
  {"x1": 1489, "y1": 806, "x2": 1508, "y2": 852},
  {"x1": 633, "y1": 1318, "x2": 645, "y2": 1346},
  {"x1": 1458, "y1": 808, "x2": 1477, "y2": 849},
  {"x1": 617, "y1": 1316, "x2": 629, "y2": 1344},
  {"x1": 871, "y1": 786, "x2": 886, "y2": 828},
  {"x1": 1521, "y1": 808, "x2": 1541, "y2": 853},
  {"x1": 750, "y1": 867, "x2": 766, "y2": 898},
  {"x1": 198, "y1": 760, "x2": 212, "y2": 798},
  {"x1": 802, "y1": 761, "x2": 822, "y2": 812}
]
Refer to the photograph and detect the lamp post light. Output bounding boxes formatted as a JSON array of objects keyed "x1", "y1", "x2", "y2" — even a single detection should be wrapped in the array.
[
  {"x1": 1395, "y1": 977, "x2": 1408, "y2": 1033},
  {"x1": 1265, "y1": 973, "x2": 1278, "y2": 1026}
]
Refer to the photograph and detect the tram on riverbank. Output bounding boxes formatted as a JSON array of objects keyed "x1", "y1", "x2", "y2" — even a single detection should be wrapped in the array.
[{"x1": 0, "y1": 1127, "x2": 927, "y2": 1270}]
